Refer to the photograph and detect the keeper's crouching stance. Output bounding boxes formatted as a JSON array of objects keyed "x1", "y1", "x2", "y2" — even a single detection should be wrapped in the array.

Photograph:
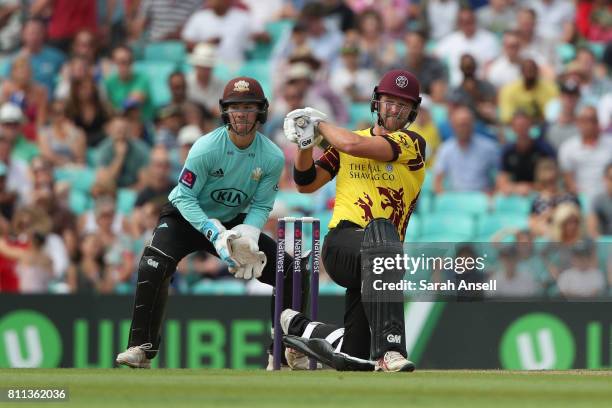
[
  {"x1": 116, "y1": 77, "x2": 306, "y2": 369},
  {"x1": 281, "y1": 70, "x2": 426, "y2": 372}
]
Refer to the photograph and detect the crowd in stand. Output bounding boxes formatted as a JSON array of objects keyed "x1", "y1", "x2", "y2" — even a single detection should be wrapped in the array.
[{"x1": 0, "y1": 0, "x2": 610, "y2": 298}]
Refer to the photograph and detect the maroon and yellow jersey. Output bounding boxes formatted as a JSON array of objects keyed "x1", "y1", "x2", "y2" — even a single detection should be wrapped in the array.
[{"x1": 315, "y1": 128, "x2": 426, "y2": 241}]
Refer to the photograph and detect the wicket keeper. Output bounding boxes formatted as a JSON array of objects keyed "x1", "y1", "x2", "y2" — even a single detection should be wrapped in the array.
[
  {"x1": 116, "y1": 77, "x2": 305, "y2": 369},
  {"x1": 282, "y1": 70, "x2": 426, "y2": 372}
]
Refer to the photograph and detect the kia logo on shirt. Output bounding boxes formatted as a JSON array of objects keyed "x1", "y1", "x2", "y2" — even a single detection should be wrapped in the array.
[{"x1": 211, "y1": 189, "x2": 248, "y2": 207}]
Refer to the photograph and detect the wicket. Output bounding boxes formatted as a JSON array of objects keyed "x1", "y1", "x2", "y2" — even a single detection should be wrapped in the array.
[{"x1": 273, "y1": 217, "x2": 320, "y2": 370}]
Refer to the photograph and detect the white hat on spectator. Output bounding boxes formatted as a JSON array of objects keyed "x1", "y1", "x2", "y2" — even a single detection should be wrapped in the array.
[
  {"x1": 0, "y1": 103, "x2": 24, "y2": 123},
  {"x1": 178, "y1": 125, "x2": 202, "y2": 146},
  {"x1": 189, "y1": 43, "x2": 217, "y2": 68},
  {"x1": 286, "y1": 63, "x2": 314, "y2": 82}
]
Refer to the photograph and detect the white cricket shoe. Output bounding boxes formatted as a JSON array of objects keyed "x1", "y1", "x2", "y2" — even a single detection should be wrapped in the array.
[
  {"x1": 116, "y1": 343, "x2": 153, "y2": 369},
  {"x1": 280, "y1": 309, "x2": 300, "y2": 335},
  {"x1": 374, "y1": 351, "x2": 415, "y2": 372}
]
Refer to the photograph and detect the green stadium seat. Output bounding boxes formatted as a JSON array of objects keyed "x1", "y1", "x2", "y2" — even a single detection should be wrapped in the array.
[
  {"x1": 248, "y1": 19, "x2": 293, "y2": 60},
  {"x1": 134, "y1": 61, "x2": 177, "y2": 108},
  {"x1": 237, "y1": 60, "x2": 271, "y2": 96},
  {"x1": 404, "y1": 213, "x2": 421, "y2": 242},
  {"x1": 476, "y1": 214, "x2": 528, "y2": 241},
  {"x1": 117, "y1": 188, "x2": 137, "y2": 214},
  {"x1": 276, "y1": 190, "x2": 315, "y2": 212},
  {"x1": 319, "y1": 281, "x2": 345, "y2": 295},
  {"x1": 433, "y1": 192, "x2": 490, "y2": 216},
  {"x1": 68, "y1": 189, "x2": 92, "y2": 215},
  {"x1": 556, "y1": 43, "x2": 576, "y2": 63},
  {"x1": 420, "y1": 214, "x2": 475, "y2": 242},
  {"x1": 191, "y1": 280, "x2": 246, "y2": 295},
  {"x1": 416, "y1": 191, "x2": 432, "y2": 214},
  {"x1": 55, "y1": 167, "x2": 96, "y2": 193},
  {"x1": 348, "y1": 103, "x2": 373, "y2": 129},
  {"x1": 493, "y1": 195, "x2": 532, "y2": 216},
  {"x1": 0, "y1": 58, "x2": 10, "y2": 78},
  {"x1": 143, "y1": 41, "x2": 186, "y2": 64}
]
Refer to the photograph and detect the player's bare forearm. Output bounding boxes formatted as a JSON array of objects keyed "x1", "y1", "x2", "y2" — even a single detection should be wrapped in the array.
[
  {"x1": 317, "y1": 122, "x2": 393, "y2": 161},
  {"x1": 295, "y1": 147, "x2": 314, "y2": 171}
]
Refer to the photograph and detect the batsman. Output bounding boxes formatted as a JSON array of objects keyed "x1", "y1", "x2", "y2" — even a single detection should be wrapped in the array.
[
  {"x1": 116, "y1": 77, "x2": 306, "y2": 369},
  {"x1": 281, "y1": 70, "x2": 426, "y2": 372}
]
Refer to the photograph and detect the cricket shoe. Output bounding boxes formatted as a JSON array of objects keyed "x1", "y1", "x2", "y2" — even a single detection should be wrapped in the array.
[
  {"x1": 279, "y1": 309, "x2": 314, "y2": 370},
  {"x1": 374, "y1": 351, "x2": 415, "y2": 372},
  {"x1": 283, "y1": 335, "x2": 374, "y2": 371},
  {"x1": 116, "y1": 343, "x2": 153, "y2": 369}
]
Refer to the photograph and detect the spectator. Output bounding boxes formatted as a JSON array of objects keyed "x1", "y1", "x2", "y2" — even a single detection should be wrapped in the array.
[
  {"x1": 322, "y1": 0, "x2": 356, "y2": 33},
  {"x1": 476, "y1": 0, "x2": 517, "y2": 35},
  {"x1": 329, "y1": 43, "x2": 377, "y2": 103},
  {"x1": 66, "y1": 233, "x2": 111, "y2": 293},
  {"x1": 122, "y1": 98, "x2": 154, "y2": 144},
  {"x1": 0, "y1": 0, "x2": 22, "y2": 55},
  {"x1": 38, "y1": 99, "x2": 86, "y2": 167},
  {"x1": 529, "y1": 158, "x2": 580, "y2": 238},
  {"x1": 155, "y1": 103, "x2": 185, "y2": 149},
  {"x1": 434, "y1": 8, "x2": 500, "y2": 87},
  {"x1": 559, "y1": 106, "x2": 612, "y2": 201},
  {"x1": 576, "y1": 0, "x2": 612, "y2": 42},
  {"x1": 433, "y1": 106, "x2": 499, "y2": 193},
  {"x1": 352, "y1": 8, "x2": 397, "y2": 73},
  {"x1": 97, "y1": 115, "x2": 150, "y2": 189},
  {"x1": 185, "y1": 43, "x2": 224, "y2": 117},
  {"x1": 167, "y1": 72, "x2": 187, "y2": 107},
  {"x1": 557, "y1": 241, "x2": 605, "y2": 298},
  {"x1": 132, "y1": 0, "x2": 202, "y2": 42},
  {"x1": 16, "y1": 18, "x2": 65, "y2": 94},
  {"x1": 448, "y1": 53, "x2": 497, "y2": 124},
  {"x1": 0, "y1": 230, "x2": 53, "y2": 293},
  {"x1": 28, "y1": 156, "x2": 77, "y2": 264},
  {"x1": 485, "y1": 30, "x2": 523, "y2": 89},
  {"x1": 0, "y1": 162, "x2": 15, "y2": 220},
  {"x1": 65, "y1": 76, "x2": 112, "y2": 148},
  {"x1": 1, "y1": 55, "x2": 48, "y2": 141},
  {"x1": 531, "y1": 0, "x2": 575, "y2": 42},
  {"x1": 388, "y1": 29, "x2": 447, "y2": 95},
  {"x1": 30, "y1": 0, "x2": 97, "y2": 53},
  {"x1": 544, "y1": 79, "x2": 581, "y2": 150},
  {"x1": 513, "y1": 8, "x2": 558, "y2": 73},
  {"x1": 265, "y1": 81, "x2": 306, "y2": 146},
  {"x1": 55, "y1": 30, "x2": 108, "y2": 99},
  {"x1": 409, "y1": 95, "x2": 441, "y2": 169},
  {"x1": 489, "y1": 245, "x2": 541, "y2": 297},
  {"x1": 134, "y1": 145, "x2": 173, "y2": 208},
  {"x1": 0, "y1": 102, "x2": 38, "y2": 163},
  {"x1": 182, "y1": 101, "x2": 216, "y2": 134},
  {"x1": 105, "y1": 45, "x2": 153, "y2": 121},
  {"x1": 181, "y1": 0, "x2": 254, "y2": 64},
  {"x1": 0, "y1": 132, "x2": 30, "y2": 206},
  {"x1": 177, "y1": 124, "x2": 201, "y2": 166},
  {"x1": 497, "y1": 111, "x2": 555, "y2": 196},
  {"x1": 420, "y1": 0, "x2": 462, "y2": 41},
  {"x1": 588, "y1": 163, "x2": 612, "y2": 238},
  {"x1": 275, "y1": 2, "x2": 343, "y2": 69},
  {"x1": 499, "y1": 58, "x2": 558, "y2": 124},
  {"x1": 566, "y1": 47, "x2": 612, "y2": 107}
]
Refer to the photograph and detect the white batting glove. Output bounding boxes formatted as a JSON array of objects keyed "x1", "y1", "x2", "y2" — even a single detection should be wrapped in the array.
[{"x1": 283, "y1": 107, "x2": 327, "y2": 150}]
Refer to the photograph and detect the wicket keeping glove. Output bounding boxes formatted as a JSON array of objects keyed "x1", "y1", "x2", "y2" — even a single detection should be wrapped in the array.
[
  {"x1": 229, "y1": 224, "x2": 267, "y2": 279},
  {"x1": 202, "y1": 218, "x2": 240, "y2": 269},
  {"x1": 284, "y1": 107, "x2": 327, "y2": 150}
]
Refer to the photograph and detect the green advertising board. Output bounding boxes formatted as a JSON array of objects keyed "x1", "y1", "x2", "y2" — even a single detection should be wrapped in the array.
[{"x1": 1, "y1": 295, "x2": 610, "y2": 369}]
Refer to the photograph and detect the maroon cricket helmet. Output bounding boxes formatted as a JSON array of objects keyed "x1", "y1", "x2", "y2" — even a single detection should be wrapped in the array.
[
  {"x1": 219, "y1": 77, "x2": 269, "y2": 124},
  {"x1": 370, "y1": 69, "x2": 422, "y2": 124}
]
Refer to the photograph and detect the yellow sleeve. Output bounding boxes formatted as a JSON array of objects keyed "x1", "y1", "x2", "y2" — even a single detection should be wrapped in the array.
[
  {"x1": 382, "y1": 130, "x2": 426, "y2": 171},
  {"x1": 498, "y1": 83, "x2": 515, "y2": 124}
]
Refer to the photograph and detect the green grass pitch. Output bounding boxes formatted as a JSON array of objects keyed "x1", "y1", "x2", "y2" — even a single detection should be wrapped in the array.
[{"x1": 1, "y1": 369, "x2": 611, "y2": 408}]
